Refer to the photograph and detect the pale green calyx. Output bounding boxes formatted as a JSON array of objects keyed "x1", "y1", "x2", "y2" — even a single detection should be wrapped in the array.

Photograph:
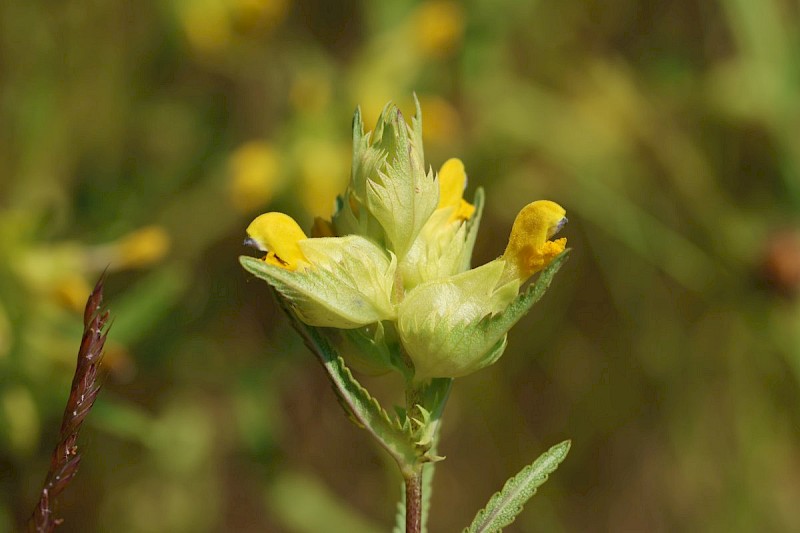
[
  {"x1": 397, "y1": 260, "x2": 520, "y2": 379},
  {"x1": 334, "y1": 98, "x2": 439, "y2": 260},
  {"x1": 240, "y1": 235, "x2": 396, "y2": 329},
  {"x1": 240, "y1": 99, "x2": 569, "y2": 380}
]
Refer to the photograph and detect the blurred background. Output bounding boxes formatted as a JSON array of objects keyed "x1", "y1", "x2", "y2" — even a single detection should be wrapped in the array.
[{"x1": 2, "y1": 0, "x2": 800, "y2": 531}]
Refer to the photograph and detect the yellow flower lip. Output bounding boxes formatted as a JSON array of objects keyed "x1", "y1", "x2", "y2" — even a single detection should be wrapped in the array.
[
  {"x1": 245, "y1": 212, "x2": 309, "y2": 270},
  {"x1": 502, "y1": 200, "x2": 567, "y2": 281}
]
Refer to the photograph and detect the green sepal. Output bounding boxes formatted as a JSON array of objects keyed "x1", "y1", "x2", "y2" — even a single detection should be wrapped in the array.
[
  {"x1": 337, "y1": 106, "x2": 387, "y2": 243},
  {"x1": 474, "y1": 250, "x2": 570, "y2": 342},
  {"x1": 398, "y1": 250, "x2": 568, "y2": 379},
  {"x1": 464, "y1": 440, "x2": 571, "y2": 533},
  {"x1": 339, "y1": 322, "x2": 394, "y2": 376},
  {"x1": 448, "y1": 249, "x2": 569, "y2": 375},
  {"x1": 398, "y1": 260, "x2": 512, "y2": 379},
  {"x1": 366, "y1": 104, "x2": 438, "y2": 259},
  {"x1": 459, "y1": 187, "x2": 486, "y2": 271},
  {"x1": 239, "y1": 235, "x2": 397, "y2": 329}
]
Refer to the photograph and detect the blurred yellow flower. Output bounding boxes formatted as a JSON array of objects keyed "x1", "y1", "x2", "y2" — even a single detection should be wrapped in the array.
[
  {"x1": 413, "y1": 1, "x2": 465, "y2": 58},
  {"x1": 232, "y1": 0, "x2": 289, "y2": 33},
  {"x1": 297, "y1": 141, "x2": 349, "y2": 217},
  {"x1": 179, "y1": 0, "x2": 232, "y2": 54},
  {"x1": 228, "y1": 141, "x2": 282, "y2": 213},
  {"x1": 289, "y1": 72, "x2": 332, "y2": 114},
  {"x1": 178, "y1": 0, "x2": 288, "y2": 53},
  {"x1": 0, "y1": 304, "x2": 10, "y2": 359},
  {"x1": 417, "y1": 95, "x2": 460, "y2": 146},
  {"x1": 14, "y1": 244, "x2": 85, "y2": 295},
  {"x1": 52, "y1": 273, "x2": 92, "y2": 313},
  {"x1": 1, "y1": 386, "x2": 39, "y2": 456},
  {"x1": 113, "y1": 226, "x2": 171, "y2": 269}
]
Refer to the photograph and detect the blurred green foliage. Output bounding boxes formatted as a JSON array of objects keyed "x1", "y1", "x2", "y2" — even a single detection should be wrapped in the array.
[{"x1": 2, "y1": 0, "x2": 800, "y2": 531}]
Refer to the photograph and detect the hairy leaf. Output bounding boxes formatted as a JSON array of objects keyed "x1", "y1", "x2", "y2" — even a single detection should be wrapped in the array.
[{"x1": 464, "y1": 440, "x2": 571, "y2": 533}]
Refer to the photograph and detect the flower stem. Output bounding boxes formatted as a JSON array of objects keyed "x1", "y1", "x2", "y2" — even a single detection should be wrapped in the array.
[
  {"x1": 404, "y1": 466, "x2": 423, "y2": 533},
  {"x1": 402, "y1": 378, "x2": 426, "y2": 533}
]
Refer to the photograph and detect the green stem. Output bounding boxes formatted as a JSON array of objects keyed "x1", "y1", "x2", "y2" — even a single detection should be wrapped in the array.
[{"x1": 404, "y1": 466, "x2": 423, "y2": 533}]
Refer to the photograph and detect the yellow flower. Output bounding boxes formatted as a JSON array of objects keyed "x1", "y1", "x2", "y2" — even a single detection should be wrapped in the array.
[
  {"x1": 417, "y1": 95, "x2": 460, "y2": 146},
  {"x1": 241, "y1": 101, "x2": 570, "y2": 379},
  {"x1": 228, "y1": 141, "x2": 282, "y2": 213},
  {"x1": 297, "y1": 141, "x2": 350, "y2": 217},
  {"x1": 437, "y1": 158, "x2": 475, "y2": 222},
  {"x1": 180, "y1": 0, "x2": 232, "y2": 54},
  {"x1": 113, "y1": 226, "x2": 171, "y2": 269},
  {"x1": 502, "y1": 201, "x2": 568, "y2": 282},
  {"x1": 413, "y1": 1, "x2": 465, "y2": 58},
  {"x1": 245, "y1": 212, "x2": 309, "y2": 271},
  {"x1": 52, "y1": 274, "x2": 92, "y2": 313},
  {"x1": 231, "y1": 0, "x2": 289, "y2": 32}
]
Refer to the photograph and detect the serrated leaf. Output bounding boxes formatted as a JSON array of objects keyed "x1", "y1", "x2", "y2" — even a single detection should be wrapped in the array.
[
  {"x1": 464, "y1": 440, "x2": 571, "y2": 533},
  {"x1": 272, "y1": 290, "x2": 419, "y2": 468},
  {"x1": 366, "y1": 106, "x2": 438, "y2": 259}
]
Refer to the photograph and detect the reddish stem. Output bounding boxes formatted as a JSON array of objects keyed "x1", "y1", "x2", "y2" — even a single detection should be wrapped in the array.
[{"x1": 405, "y1": 468, "x2": 422, "y2": 533}]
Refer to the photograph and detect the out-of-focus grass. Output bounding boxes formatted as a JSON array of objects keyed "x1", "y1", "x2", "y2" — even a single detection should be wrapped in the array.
[{"x1": 2, "y1": 0, "x2": 800, "y2": 531}]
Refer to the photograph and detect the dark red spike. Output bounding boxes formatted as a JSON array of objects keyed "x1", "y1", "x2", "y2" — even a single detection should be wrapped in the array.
[{"x1": 28, "y1": 273, "x2": 110, "y2": 533}]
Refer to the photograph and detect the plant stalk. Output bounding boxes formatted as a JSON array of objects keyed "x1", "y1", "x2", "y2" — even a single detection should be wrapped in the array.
[
  {"x1": 403, "y1": 378, "x2": 426, "y2": 533},
  {"x1": 404, "y1": 467, "x2": 423, "y2": 533}
]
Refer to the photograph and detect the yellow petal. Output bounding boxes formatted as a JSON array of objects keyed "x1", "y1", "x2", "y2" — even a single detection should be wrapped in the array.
[
  {"x1": 245, "y1": 213, "x2": 309, "y2": 270},
  {"x1": 228, "y1": 141, "x2": 281, "y2": 213},
  {"x1": 114, "y1": 226, "x2": 171, "y2": 268},
  {"x1": 413, "y1": 1, "x2": 465, "y2": 58},
  {"x1": 502, "y1": 200, "x2": 567, "y2": 281},
  {"x1": 437, "y1": 158, "x2": 475, "y2": 221}
]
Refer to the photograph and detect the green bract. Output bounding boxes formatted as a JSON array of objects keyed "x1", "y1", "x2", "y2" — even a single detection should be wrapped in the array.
[
  {"x1": 240, "y1": 235, "x2": 396, "y2": 329},
  {"x1": 240, "y1": 99, "x2": 568, "y2": 381}
]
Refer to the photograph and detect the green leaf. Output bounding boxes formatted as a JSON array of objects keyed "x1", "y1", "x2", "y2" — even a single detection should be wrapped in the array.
[
  {"x1": 464, "y1": 440, "x2": 571, "y2": 533},
  {"x1": 271, "y1": 289, "x2": 419, "y2": 470}
]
